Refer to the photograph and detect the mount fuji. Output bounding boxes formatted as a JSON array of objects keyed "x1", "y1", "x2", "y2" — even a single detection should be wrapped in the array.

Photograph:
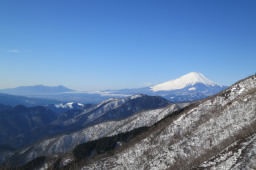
[
  {"x1": 104, "y1": 72, "x2": 227, "y2": 102},
  {"x1": 150, "y1": 72, "x2": 219, "y2": 91}
]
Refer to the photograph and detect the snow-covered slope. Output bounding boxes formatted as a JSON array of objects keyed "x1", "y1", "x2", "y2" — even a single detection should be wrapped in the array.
[
  {"x1": 198, "y1": 132, "x2": 256, "y2": 170},
  {"x1": 11, "y1": 103, "x2": 183, "y2": 166},
  {"x1": 74, "y1": 96, "x2": 132, "y2": 122},
  {"x1": 81, "y1": 75, "x2": 256, "y2": 170},
  {"x1": 6, "y1": 94, "x2": 171, "y2": 166},
  {"x1": 0, "y1": 94, "x2": 170, "y2": 167},
  {"x1": 62, "y1": 94, "x2": 169, "y2": 128},
  {"x1": 151, "y1": 72, "x2": 219, "y2": 91}
]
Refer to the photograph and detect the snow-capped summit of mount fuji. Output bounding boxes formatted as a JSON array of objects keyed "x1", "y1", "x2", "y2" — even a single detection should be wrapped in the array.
[{"x1": 151, "y1": 72, "x2": 219, "y2": 92}]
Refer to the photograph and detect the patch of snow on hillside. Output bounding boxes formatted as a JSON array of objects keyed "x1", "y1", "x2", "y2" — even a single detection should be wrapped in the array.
[
  {"x1": 66, "y1": 102, "x2": 74, "y2": 109},
  {"x1": 55, "y1": 102, "x2": 73, "y2": 109},
  {"x1": 189, "y1": 87, "x2": 196, "y2": 91},
  {"x1": 130, "y1": 94, "x2": 143, "y2": 100},
  {"x1": 55, "y1": 102, "x2": 84, "y2": 109},
  {"x1": 77, "y1": 103, "x2": 84, "y2": 107},
  {"x1": 62, "y1": 158, "x2": 72, "y2": 166}
]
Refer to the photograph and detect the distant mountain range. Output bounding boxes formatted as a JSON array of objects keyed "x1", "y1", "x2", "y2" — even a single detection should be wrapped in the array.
[
  {"x1": 0, "y1": 85, "x2": 73, "y2": 96},
  {"x1": 0, "y1": 86, "x2": 110, "y2": 104},
  {"x1": 0, "y1": 72, "x2": 227, "y2": 103},
  {"x1": 0, "y1": 93, "x2": 60, "y2": 107},
  {"x1": 103, "y1": 72, "x2": 227, "y2": 102}
]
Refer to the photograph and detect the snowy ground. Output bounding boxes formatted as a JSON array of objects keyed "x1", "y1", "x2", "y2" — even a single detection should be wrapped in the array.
[
  {"x1": 13, "y1": 102, "x2": 181, "y2": 165},
  {"x1": 81, "y1": 76, "x2": 256, "y2": 170},
  {"x1": 199, "y1": 132, "x2": 256, "y2": 170}
]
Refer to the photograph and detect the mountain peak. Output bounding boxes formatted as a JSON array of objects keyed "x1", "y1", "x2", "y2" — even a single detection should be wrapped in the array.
[
  {"x1": 0, "y1": 85, "x2": 74, "y2": 96},
  {"x1": 151, "y1": 72, "x2": 219, "y2": 92}
]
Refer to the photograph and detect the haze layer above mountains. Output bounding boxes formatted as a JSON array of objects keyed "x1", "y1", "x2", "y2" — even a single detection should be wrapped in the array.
[{"x1": 0, "y1": 72, "x2": 227, "y2": 104}]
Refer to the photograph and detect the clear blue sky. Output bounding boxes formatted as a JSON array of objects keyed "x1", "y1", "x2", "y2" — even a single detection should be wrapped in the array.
[{"x1": 0, "y1": 0, "x2": 255, "y2": 91}]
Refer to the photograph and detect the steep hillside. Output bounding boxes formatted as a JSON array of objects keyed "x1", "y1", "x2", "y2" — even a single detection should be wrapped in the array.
[
  {"x1": 3, "y1": 95, "x2": 171, "y2": 166},
  {"x1": 0, "y1": 105, "x2": 58, "y2": 147},
  {"x1": 10, "y1": 103, "x2": 182, "y2": 166},
  {"x1": 0, "y1": 101, "x2": 93, "y2": 150},
  {"x1": 55, "y1": 94, "x2": 169, "y2": 133},
  {"x1": 72, "y1": 94, "x2": 169, "y2": 127},
  {"x1": 0, "y1": 95, "x2": 167, "y2": 154},
  {"x1": 79, "y1": 75, "x2": 255, "y2": 169}
]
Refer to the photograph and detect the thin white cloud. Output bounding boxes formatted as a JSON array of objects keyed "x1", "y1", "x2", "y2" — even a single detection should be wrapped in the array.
[
  {"x1": 144, "y1": 82, "x2": 152, "y2": 86},
  {"x1": 8, "y1": 49, "x2": 21, "y2": 53}
]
